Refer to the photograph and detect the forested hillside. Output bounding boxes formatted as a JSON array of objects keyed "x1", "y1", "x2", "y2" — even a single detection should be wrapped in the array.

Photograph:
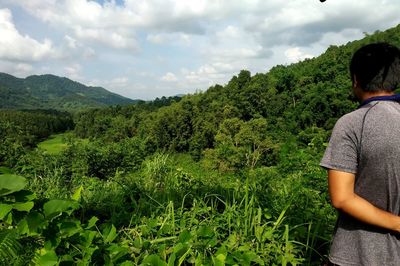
[
  {"x1": 1, "y1": 25, "x2": 400, "y2": 265},
  {"x1": 0, "y1": 73, "x2": 136, "y2": 110}
]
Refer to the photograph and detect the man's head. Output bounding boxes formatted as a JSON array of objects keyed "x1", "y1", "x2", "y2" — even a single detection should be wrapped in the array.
[{"x1": 350, "y1": 42, "x2": 400, "y2": 93}]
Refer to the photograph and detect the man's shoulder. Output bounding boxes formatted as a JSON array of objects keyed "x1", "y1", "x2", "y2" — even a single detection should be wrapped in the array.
[
  {"x1": 334, "y1": 107, "x2": 367, "y2": 130},
  {"x1": 337, "y1": 101, "x2": 400, "y2": 127}
]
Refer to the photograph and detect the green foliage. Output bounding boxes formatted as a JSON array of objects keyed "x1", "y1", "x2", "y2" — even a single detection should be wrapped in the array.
[
  {"x1": 0, "y1": 72, "x2": 135, "y2": 110},
  {"x1": 0, "y1": 109, "x2": 73, "y2": 167},
  {"x1": 121, "y1": 200, "x2": 303, "y2": 265},
  {"x1": 0, "y1": 174, "x2": 26, "y2": 196},
  {"x1": 0, "y1": 229, "x2": 22, "y2": 265},
  {"x1": 0, "y1": 159, "x2": 312, "y2": 265},
  {"x1": 70, "y1": 20, "x2": 390, "y2": 158},
  {"x1": 0, "y1": 167, "x2": 12, "y2": 175},
  {"x1": 203, "y1": 118, "x2": 278, "y2": 172},
  {"x1": 0, "y1": 175, "x2": 131, "y2": 265}
]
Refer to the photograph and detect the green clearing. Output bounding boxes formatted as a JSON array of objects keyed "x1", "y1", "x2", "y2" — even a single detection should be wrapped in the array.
[{"x1": 37, "y1": 133, "x2": 69, "y2": 154}]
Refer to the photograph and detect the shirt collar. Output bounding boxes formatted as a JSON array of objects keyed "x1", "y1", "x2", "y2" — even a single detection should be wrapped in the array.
[{"x1": 358, "y1": 94, "x2": 400, "y2": 108}]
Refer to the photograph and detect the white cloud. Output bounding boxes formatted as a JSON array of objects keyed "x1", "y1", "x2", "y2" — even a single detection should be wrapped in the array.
[
  {"x1": 319, "y1": 29, "x2": 364, "y2": 47},
  {"x1": 83, "y1": 47, "x2": 96, "y2": 59},
  {"x1": 10, "y1": 0, "x2": 140, "y2": 51},
  {"x1": 8, "y1": 0, "x2": 221, "y2": 53},
  {"x1": 147, "y1": 33, "x2": 191, "y2": 46},
  {"x1": 62, "y1": 34, "x2": 97, "y2": 59},
  {"x1": 74, "y1": 26, "x2": 139, "y2": 51},
  {"x1": 147, "y1": 34, "x2": 164, "y2": 44},
  {"x1": 284, "y1": 47, "x2": 313, "y2": 63},
  {"x1": 216, "y1": 25, "x2": 241, "y2": 39},
  {"x1": 247, "y1": 0, "x2": 400, "y2": 46},
  {"x1": 64, "y1": 63, "x2": 83, "y2": 81},
  {"x1": 64, "y1": 35, "x2": 77, "y2": 49},
  {"x1": 180, "y1": 62, "x2": 236, "y2": 90},
  {"x1": 88, "y1": 76, "x2": 146, "y2": 99},
  {"x1": 2, "y1": 0, "x2": 400, "y2": 100},
  {"x1": 209, "y1": 25, "x2": 273, "y2": 66},
  {"x1": 11, "y1": 0, "x2": 400, "y2": 47},
  {"x1": 0, "y1": 8, "x2": 59, "y2": 61},
  {"x1": 210, "y1": 46, "x2": 272, "y2": 61},
  {"x1": 0, "y1": 60, "x2": 34, "y2": 77},
  {"x1": 109, "y1": 77, "x2": 130, "y2": 88},
  {"x1": 15, "y1": 63, "x2": 33, "y2": 73},
  {"x1": 161, "y1": 72, "x2": 178, "y2": 82}
]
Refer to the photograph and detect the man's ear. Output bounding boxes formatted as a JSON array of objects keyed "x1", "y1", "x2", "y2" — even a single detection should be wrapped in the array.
[
  {"x1": 352, "y1": 75, "x2": 364, "y2": 101},
  {"x1": 353, "y1": 75, "x2": 359, "y2": 88}
]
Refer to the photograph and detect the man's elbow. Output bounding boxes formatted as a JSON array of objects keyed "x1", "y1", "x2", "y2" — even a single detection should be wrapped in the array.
[
  {"x1": 330, "y1": 196, "x2": 352, "y2": 210},
  {"x1": 330, "y1": 198, "x2": 344, "y2": 209}
]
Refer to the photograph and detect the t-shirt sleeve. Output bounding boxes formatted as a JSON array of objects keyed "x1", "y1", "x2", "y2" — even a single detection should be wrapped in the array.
[{"x1": 320, "y1": 116, "x2": 358, "y2": 174}]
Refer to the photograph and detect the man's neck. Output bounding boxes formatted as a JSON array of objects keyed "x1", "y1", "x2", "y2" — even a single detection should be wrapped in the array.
[{"x1": 360, "y1": 91, "x2": 395, "y2": 101}]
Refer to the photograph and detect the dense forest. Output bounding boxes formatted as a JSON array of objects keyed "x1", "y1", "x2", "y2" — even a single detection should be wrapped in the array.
[{"x1": 1, "y1": 25, "x2": 400, "y2": 265}]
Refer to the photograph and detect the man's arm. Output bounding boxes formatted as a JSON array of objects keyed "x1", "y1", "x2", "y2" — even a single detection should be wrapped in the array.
[{"x1": 328, "y1": 169, "x2": 400, "y2": 232}]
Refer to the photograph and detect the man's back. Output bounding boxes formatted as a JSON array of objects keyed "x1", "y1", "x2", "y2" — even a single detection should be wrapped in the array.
[{"x1": 321, "y1": 100, "x2": 400, "y2": 265}]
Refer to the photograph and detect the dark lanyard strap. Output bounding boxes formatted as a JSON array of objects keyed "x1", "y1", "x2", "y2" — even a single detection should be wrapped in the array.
[
  {"x1": 356, "y1": 94, "x2": 400, "y2": 167},
  {"x1": 358, "y1": 94, "x2": 400, "y2": 108},
  {"x1": 357, "y1": 102, "x2": 379, "y2": 167}
]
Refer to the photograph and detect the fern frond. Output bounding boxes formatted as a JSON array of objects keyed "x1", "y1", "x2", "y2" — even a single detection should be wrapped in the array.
[{"x1": 0, "y1": 229, "x2": 22, "y2": 266}]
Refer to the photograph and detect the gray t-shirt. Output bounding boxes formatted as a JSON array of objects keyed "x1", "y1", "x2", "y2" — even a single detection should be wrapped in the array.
[{"x1": 320, "y1": 100, "x2": 400, "y2": 266}]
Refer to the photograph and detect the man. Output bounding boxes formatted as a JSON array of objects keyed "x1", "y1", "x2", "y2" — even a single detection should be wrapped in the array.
[{"x1": 320, "y1": 42, "x2": 400, "y2": 265}]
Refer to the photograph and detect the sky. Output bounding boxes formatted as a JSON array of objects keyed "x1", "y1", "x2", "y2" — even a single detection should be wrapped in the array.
[{"x1": 0, "y1": 0, "x2": 399, "y2": 100}]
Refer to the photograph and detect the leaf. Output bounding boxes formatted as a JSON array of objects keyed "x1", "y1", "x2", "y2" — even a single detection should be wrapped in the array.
[
  {"x1": 59, "y1": 220, "x2": 81, "y2": 237},
  {"x1": 216, "y1": 253, "x2": 226, "y2": 262},
  {"x1": 242, "y1": 251, "x2": 264, "y2": 265},
  {"x1": 43, "y1": 200, "x2": 79, "y2": 220},
  {"x1": 177, "y1": 247, "x2": 191, "y2": 266},
  {"x1": 0, "y1": 167, "x2": 12, "y2": 175},
  {"x1": 178, "y1": 229, "x2": 192, "y2": 243},
  {"x1": 238, "y1": 244, "x2": 251, "y2": 252},
  {"x1": 196, "y1": 226, "x2": 214, "y2": 238},
  {"x1": 59, "y1": 254, "x2": 74, "y2": 263},
  {"x1": 80, "y1": 230, "x2": 97, "y2": 248},
  {"x1": 0, "y1": 229, "x2": 22, "y2": 264},
  {"x1": 173, "y1": 243, "x2": 184, "y2": 253},
  {"x1": 36, "y1": 250, "x2": 58, "y2": 266},
  {"x1": 86, "y1": 216, "x2": 99, "y2": 229},
  {"x1": 103, "y1": 224, "x2": 117, "y2": 243},
  {"x1": 12, "y1": 201, "x2": 34, "y2": 212},
  {"x1": 71, "y1": 185, "x2": 83, "y2": 201},
  {"x1": 215, "y1": 246, "x2": 227, "y2": 259},
  {"x1": 0, "y1": 204, "x2": 12, "y2": 220},
  {"x1": 26, "y1": 211, "x2": 45, "y2": 235},
  {"x1": 106, "y1": 243, "x2": 129, "y2": 261},
  {"x1": 213, "y1": 246, "x2": 227, "y2": 266},
  {"x1": 167, "y1": 253, "x2": 176, "y2": 266},
  {"x1": 13, "y1": 190, "x2": 36, "y2": 202},
  {"x1": 44, "y1": 240, "x2": 57, "y2": 251},
  {"x1": 0, "y1": 175, "x2": 26, "y2": 196},
  {"x1": 225, "y1": 233, "x2": 238, "y2": 249},
  {"x1": 82, "y1": 246, "x2": 98, "y2": 262},
  {"x1": 3, "y1": 212, "x2": 12, "y2": 225},
  {"x1": 17, "y1": 219, "x2": 29, "y2": 235},
  {"x1": 119, "y1": 261, "x2": 135, "y2": 266},
  {"x1": 141, "y1": 254, "x2": 167, "y2": 266}
]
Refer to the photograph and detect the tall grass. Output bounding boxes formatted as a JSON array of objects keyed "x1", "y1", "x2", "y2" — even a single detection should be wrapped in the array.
[{"x1": 8, "y1": 148, "x2": 332, "y2": 264}]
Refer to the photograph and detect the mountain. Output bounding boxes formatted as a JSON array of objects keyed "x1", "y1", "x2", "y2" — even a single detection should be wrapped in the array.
[{"x1": 0, "y1": 73, "x2": 136, "y2": 110}]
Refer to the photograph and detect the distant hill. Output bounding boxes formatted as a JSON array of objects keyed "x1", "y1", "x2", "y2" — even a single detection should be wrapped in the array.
[{"x1": 0, "y1": 73, "x2": 137, "y2": 110}]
